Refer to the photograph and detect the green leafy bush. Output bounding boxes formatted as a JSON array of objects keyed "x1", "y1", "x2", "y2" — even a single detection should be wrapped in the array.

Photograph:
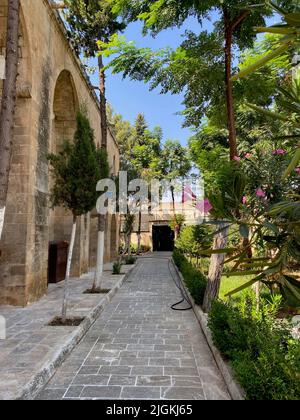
[
  {"x1": 124, "y1": 255, "x2": 137, "y2": 265},
  {"x1": 130, "y1": 244, "x2": 151, "y2": 254},
  {"x1": 173, "y1": 249, "x2": 207, "y2": 306},
  {"x1": 113, "y1": 261, "x2": 122, "y2": 275},
  {"x1": 209, "y1": 298, "x2": 300, "y2": 400},
  {"x1": 175, "y1": 225, "x2": 213, "y2": 257}
]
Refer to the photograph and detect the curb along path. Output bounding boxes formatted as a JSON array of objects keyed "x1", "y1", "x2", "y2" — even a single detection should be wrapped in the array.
[
  {"x1": 36, "y1": 255, "x2": 231, "y2": 400},
  {"x1": 0, "y1": 265, "x2": 134, "y2": 400}
]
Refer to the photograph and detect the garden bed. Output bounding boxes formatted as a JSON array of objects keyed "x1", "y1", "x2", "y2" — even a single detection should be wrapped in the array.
[
  {"x1": 171, "y1": 257, "x2": 245, "y2": 401},
  {"x1": 48, "y1": 317, "x2": 85, "y2": 327},
  {"x1": 172, "y1": 251, "x2": 300, "y2": 400},
  {"x1": 0, "y1": 265, "x2": 136, "y2": 400},
  {"x1": 83, "y1": 288, "x2": 111, "y2": 294}
]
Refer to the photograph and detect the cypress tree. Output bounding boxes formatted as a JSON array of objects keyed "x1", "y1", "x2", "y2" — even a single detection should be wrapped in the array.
[{"x1": 48, "y1": 109, "x2": 100, "y2": 322}]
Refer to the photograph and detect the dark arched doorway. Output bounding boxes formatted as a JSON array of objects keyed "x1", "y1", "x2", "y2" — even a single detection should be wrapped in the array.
[{"x1": 152, "y1": 225, "x2": 174, "y2": 252}]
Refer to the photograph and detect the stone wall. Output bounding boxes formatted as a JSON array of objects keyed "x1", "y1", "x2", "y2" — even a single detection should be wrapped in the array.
[{"x1": 0, "y1": 0, "x2": 120, "y2": 306}]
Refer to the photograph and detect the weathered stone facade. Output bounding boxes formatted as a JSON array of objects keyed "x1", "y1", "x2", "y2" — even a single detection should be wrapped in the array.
[{"x1": 0, "y1": 0, "x2": 120, "y2": 306}]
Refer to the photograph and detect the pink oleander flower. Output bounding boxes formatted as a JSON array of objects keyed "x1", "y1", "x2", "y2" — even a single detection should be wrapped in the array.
[
  {"x1": 256, "y1": 188, "x2": 266, "y2": 198},
  {"x1": 196, "y1": 198, "x2": 213, "y2": 214},
  {"x1": 242, "y1": 196, "x2": 248, "y2": 205},
  {"x1": 233, "y1": 156, "x2": 241, "y2": 162},
  {"x1": 245, "y1": 153, "x2": 252, "y2": 159},
  {"x1": 295, "y1": 167, "x2": 300, "y2": 174},
  {"x1": 273, "y1": 149, "x2": 286, "y2": 155}
]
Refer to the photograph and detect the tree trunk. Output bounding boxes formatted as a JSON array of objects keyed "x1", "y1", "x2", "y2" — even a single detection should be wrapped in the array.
[
  {"x1": 253, "y1": 281, "x2": 260, "y2": 311},
  {"x1": 128, "y1": 232, "x2": 132, "y2": 256},
  {"x1": 92, "y1": 215, "x2": 105, "y2": 290},
  {"x1": 242, "y1": 236, "x2": 253, "y2": 259},
  {"x1": 124, "y1": 233, "x2": 128, "y2": 255},
  {"x1": 137, "y1": 210, "x2": 142, "y2": 254},
  {"x1": 98, "y1": 55, "x2": 107, "y2": 149},
  {"x1": 94, "y1": 54, "x2": 108, "y2": 285},
  {"x1": 118, "y1": 214, "x2": 123, "y2": 261},
  {"x1": 224, "y1": 11, "x2": 238, "y2": 160},
  {"x1": 0, "y1": 0, "x2": 20, "y2": 240},
  {"x1": 171, "y1": 186, "x2": 179, "y2": 239},
  {"x1": 203, "y1": 223, "x2": 230, "y2": 313},
  {"x1": 62, "y1": 215, "x2": 77, "y2": 322},
  {"x1": 202, "y1": 10, "x2": 249, "y2": 314}
]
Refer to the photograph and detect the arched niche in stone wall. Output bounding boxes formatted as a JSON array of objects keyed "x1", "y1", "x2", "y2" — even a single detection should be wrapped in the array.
[
  {"x1": 49, "y1": 70, "x2": 79, "y2": 244},
  {"x1": 50, "y1": 70, "x2": 90, "y2": 276},
  {"x1": 52, "y1": 69, "x2": 79, "y2": 152}
]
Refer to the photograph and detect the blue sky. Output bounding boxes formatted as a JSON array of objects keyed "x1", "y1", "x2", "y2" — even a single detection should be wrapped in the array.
[
  {"x1": 90, "y1": 16, "x2": 213, "y2": 146},
  {"x1": 89, "y1": 12, "x2": 281, "y2": 147}
]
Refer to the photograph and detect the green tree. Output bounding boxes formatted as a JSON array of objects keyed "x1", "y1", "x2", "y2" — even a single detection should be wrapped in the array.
[
  {"x1": 135, "y1": 113, "x2": 148, "y2": 144},
  {"x1": 176, "y1": 225, "x2": 213, "y2": 258},
  {"x1": 107, "y1": 105, "x2": 136, "y2": 172},
  {"x1": 96, "y1": 147, "x2": 110, "y2": 181},
  {"x1": 107, "y1": 0, "x2": 294, "y2": 159},
  {"x1": 48, "y1": 110, "x2": 100, "y2": 322},
  {"x1": 131, "y1": 114, "x2": 162, "y2": 252},
  {"x1": 213, "y1": 4, "x2": 300, "y2": 306},
  {"x1": 103, "y1": 3, "x2": 294, "y2": 310},
  {"x1": 233, "y1": 1, "x2": 300, "y2": 82},
  {"x1": 64, "y1": 0, "x2": 125, "y2": 148},
  {"x1": 108, "y1": 107, "x2": 163, "y2": 253},
  {"x1": 92, "y1": 147, "x2": 110, "y2": 292},
  {"x1": 132, "y1": 113, "x2": 162, "y2": 172},
  {"x1": 158, "y1": 140, "x2": 191, "y2": 237},
  {"x1": 63, "y1": 0, "x2": 125, "y2": 285},
  {"x1": 188, "y1": 29, "x2": 293, "y2": 312},
  {"x1": 123, "y1": 213, "x2": 135, "y2": 256}
]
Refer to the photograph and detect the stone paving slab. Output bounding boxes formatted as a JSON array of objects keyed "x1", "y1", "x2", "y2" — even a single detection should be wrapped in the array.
[
  {"x1": 36, "y1": 255, "x2": 231, "y2": 400},
  {"x1": 0, "y1": 264, "x2": 134, "y2": 400}
]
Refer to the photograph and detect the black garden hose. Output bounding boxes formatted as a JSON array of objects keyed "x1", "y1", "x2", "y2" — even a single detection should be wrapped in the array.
[
  {"x1": 137, "y1": 255, "x2": 193, "y2": 311},
  {"x1": 168, "y1": 259, "x2": 192, "y2": 311}
]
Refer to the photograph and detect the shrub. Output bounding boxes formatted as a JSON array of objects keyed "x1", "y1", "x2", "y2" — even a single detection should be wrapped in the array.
[
  {"x1": 208, "y1": 298, "x2": 300, "y2": 400},
  {"x1": 113, "y1": 261, "x2": 122, "y2": 275},
  {"x1": 232, "y1": 344, "x2": 300, "y2": 401},
  {"x1": 124, "y1": 255, "x2": 137, "y2": 265},
  {"x1": 130, "y1": 244, "x2": 151, "y2": 254},
  {"x1": 173, "y1": 249, "x2": 207, "y2": 306},
  {"x1": 140, "y1": 245, "x2": 151, "y2": 253},
  {"x1": 175, "y1": 225, "x2": 213, "y2": 256}
]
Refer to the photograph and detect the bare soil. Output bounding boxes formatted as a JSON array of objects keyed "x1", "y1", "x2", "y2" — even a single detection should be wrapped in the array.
[
  {"x1": 48, "y1": 317, "x2": 85, "y2": 327},
  {"x1": 83, "y1": 288, "x2": 111, "y2": 294}
]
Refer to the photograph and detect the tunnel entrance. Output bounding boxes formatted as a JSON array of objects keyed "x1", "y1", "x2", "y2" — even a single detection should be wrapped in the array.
[{"x1": 152, "y1": 225, "x2": 175, "y2": 252}]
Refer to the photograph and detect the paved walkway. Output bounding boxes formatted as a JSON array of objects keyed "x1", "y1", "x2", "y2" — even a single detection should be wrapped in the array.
[
  {"x1": 0, "y1": 264, "x2": 132, "y2": 400},
  {"x1": 36, "y1": 254, "x2": 230, "y2": 400}
]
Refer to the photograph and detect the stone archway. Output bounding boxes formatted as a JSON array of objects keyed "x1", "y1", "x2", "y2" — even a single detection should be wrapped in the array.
[
  {"x1": 48, "y1": 70, "x2": 90, "y2": 276},
  {"x1": 49, "y1": 70, "x2": 78, "y2": 243},
  {"x1": 52, "y1": 70, "x2": 78, "y2": 153}
]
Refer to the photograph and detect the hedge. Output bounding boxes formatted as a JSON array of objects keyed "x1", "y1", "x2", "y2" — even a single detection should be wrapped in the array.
[{"x1": 173, "y1": 249, "x2": 207, "y2": 306}]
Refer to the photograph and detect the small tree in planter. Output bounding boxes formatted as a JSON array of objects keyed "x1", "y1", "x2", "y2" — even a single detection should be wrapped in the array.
[
  {"x1": 91, "y1": 147, "x2": 110, "y2": 293},
  {"x1": 123, "y1": 213, "x2": 135, "y2": 257},
  {"x1": 48, "y1": 110, "x2": 100, "y2": 324}
]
